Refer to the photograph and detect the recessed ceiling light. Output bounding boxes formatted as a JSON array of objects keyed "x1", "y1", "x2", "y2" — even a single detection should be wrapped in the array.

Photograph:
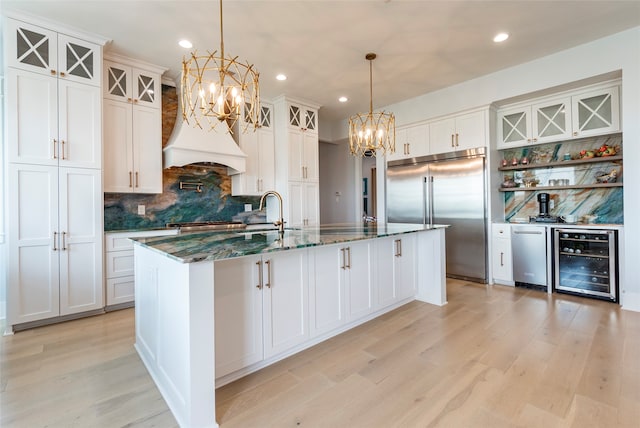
[
  {"x1": 179, "y1": 39, "x2": 193, "y2": 49},
  {"x1": 338, "y1": 96, "x2": 348, "y2": 103},
  {"x1": 493, "y1": 32, "x2": 509, "y2": 43},
  {"x1": 276, "y1": 74, "x2": 287, "y2": 81}
]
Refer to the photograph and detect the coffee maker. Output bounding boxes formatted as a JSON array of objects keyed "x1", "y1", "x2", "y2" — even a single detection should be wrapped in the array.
[{"x1": 531, "y1": 192, "x2": 558, "y2": 223}]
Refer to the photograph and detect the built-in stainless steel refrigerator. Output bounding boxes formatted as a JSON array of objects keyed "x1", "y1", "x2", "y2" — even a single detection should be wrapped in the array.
[{"x1": 386, "y1": 148, "x2": 487, "y2": 283}]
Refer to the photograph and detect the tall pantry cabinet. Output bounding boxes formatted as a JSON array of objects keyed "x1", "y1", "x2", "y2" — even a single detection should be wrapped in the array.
[
  {"x1": 4, "y1": 16, "x2": 107, "y2": 329},
  {"x1": 273, "y1": 96, "x2": 321, "y2": 227}
]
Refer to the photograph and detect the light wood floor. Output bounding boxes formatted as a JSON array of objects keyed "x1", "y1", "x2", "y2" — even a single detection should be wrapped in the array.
[{"x1": 1, "y1": 279, "x2": 639, "y2": 427}]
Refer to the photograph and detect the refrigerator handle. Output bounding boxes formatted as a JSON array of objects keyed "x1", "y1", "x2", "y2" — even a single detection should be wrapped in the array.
[
  {"x1": 422, "y1": 177, "x2": 428, "y2": 225},
  {"x1": 428, "y1": 176, "x2": 434, "y2": 227}
]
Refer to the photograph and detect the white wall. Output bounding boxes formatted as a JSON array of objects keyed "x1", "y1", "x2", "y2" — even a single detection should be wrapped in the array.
[
  {"x1": 0, "y1": 73, "x2": 5, "y2": 321},
  {"x1": 323, "y1": 27, "x2": 640, "y2": 311}
]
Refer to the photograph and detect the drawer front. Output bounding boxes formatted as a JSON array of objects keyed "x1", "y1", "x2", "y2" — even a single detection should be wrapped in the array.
[
  {"x1": 106, "y1": 276, "x2": 135, "y2": 306},
  {"x1": 105, "y1": 229, "x2": 178, "y2": 251},
  {"x1": 106, "y1": 250, "x2": 134, "y2": 278},
  {"x1": 492, "y1": 224, "x2": 511, "y2": 239}
]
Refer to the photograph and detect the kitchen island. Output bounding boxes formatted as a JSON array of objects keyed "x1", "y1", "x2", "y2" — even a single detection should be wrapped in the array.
[{"x1": 132, "y1": 223, "x2": 447, "y2": 428}]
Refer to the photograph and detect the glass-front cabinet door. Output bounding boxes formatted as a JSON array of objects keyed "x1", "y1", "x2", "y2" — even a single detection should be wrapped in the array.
[
  {"x1": 532, "y1": 97, "x2": 571, "y2": 143},
  {"x1": 104, "y1": 61, "x2": 160, "y2": 108},
  {"x1": 7, "y1": 19, "x2": 100, "y2": 87},
  {"x1": 497, "y1": 107, "x2": 531, "y2": 148},
  {"x1": 571, "y1": 86, "x2": 620, "y2": 138},
  {"x1": 7, "y1": 19, "x2": 57, "y2": 75}
]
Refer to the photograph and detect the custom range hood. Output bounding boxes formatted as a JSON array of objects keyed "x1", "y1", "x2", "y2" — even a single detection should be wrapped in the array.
[{"x1": 163, "y1": 87, "x2": 247, "y2": 174}]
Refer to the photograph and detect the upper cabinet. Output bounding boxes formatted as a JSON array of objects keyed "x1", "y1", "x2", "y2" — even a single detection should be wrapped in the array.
[
  {"x1": 288, "y1": 102, "x2": 318, "y2": 135},
  {"x1": 497, "y1": 82, "x2": 620, "y2": 149},
  {"x1": 387, "y1": 123, "x2": 429, "y2": 161},
  {"x1": 104, "y1": 59, "x2": 161, "y2": 108},
  {"x1": 232, "y1": 103, "x2": 276, "y2": 196},
  {"x1": 103, "y1": 55, "x2": 165, "y2": 194},
  {"x1": 571, "y1": 86, "x2": 620, "y2": 138},
  {"x1": 7, "y1": 19, "x2": 101, "y2": 87},
  {"x1": 6, "y1": 17, "x2": 102, "y2": 169},
  {"x1": 7, "y1": 68, "x2": 101, "y2": 168},
  {"x1": 429, "y1": 110, "x2": 486, "y2": 154}
]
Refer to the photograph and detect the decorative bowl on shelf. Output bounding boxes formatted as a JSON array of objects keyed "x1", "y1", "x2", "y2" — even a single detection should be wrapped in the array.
[{"x1": 595, "y1": 170, "x2": 618, "y2": 183}]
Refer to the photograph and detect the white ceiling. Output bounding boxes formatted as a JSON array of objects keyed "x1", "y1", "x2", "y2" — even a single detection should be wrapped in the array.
[{"x1": 3, "y1": 1, "x2": 640, "y2": 125}]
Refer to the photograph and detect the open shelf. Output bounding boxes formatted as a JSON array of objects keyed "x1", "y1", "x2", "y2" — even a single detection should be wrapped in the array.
[
  {"x1": 499, "y1": 182, "x2": 623, "y2": 192},
  {"x1": 498, "y1": 155, "x2": 622, "y2": 171}
]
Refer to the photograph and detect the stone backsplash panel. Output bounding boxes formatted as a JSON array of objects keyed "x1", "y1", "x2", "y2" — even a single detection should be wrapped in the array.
[
  {"x1": 501, "y1": 134, "x2": 623, "y2": 223},
  {"x1": 104, "y1": 165, "x2": 260, "y2": 231}
]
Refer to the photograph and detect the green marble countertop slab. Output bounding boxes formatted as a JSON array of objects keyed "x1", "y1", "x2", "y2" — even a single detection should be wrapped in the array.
[{"x1": 132, "y1": 223, "x2": 448, "y2": 264}]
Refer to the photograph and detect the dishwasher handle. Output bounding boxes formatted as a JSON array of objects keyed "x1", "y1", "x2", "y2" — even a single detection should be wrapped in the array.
[{"x1": 513, "y1": 230, "x2": 544, "y2": 235}]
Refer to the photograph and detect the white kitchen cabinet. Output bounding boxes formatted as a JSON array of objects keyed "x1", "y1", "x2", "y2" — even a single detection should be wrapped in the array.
[
  {"x1": 214, "y1": 255, "x2": 265, "y2": 378},
  {"x1": 532, "y1": 97, "x2": 572, "y2": 143},
  {"x1": 288, "y1": 181, "x2": 319, "y2": 227},
  {"x1": 309, "y1": 240, "x2": 374, "y2": 338},
  {"x1": 103, "y1": 56, "x2": 165, "y2": 194},
  {"x1": 231, "y1": 104, "x2": 275, "y2": 196},
  {"x1": 344, "y1": 240, "x2": 374, "y2": 320},
  {"x1": 497, "y1": 82, "x2": 620, "y2": 149},
  {"x1": 498, "y1": 97, "x2": 572, "y2": 148},
  {"x1": 387, "y1": 123, "x2": 429, "y2": 162},
  {"x1": 274, "y1": 96, "x2": 321, "y2": 227},
  {"x1": 263, "y1": 250, "x2": 310, "y2": 358},
  {"x1": 376, "y1": 235, "x2": 417, "y2": 308},
  {"x1": 103, "y1": 58, "x2": 162, "y2": 108},
  {"x1": 104, "y1": 229, "x2": 178, "y2": 307},
  {"x1": 6, "y1": 18, "x2": 102, "y2": 87},
  {"x1": 491, "y1": 224, "x2": 514, "y2": 285},
  {"x1": 7, "y1": 68, "x2": 101, "y2": 168},
  {"x1": 571, "y1": 85, "x2": 620, "y2": 138},
  {"x1": 287, "y1": 101, "x2": 318, "y2": 135},
  {"x1": 309, "y1": 245, "x2": 345, "y2": 337},
  {"x1": 8, "y1": 164, "x2": 103, "y2": 326},
  {"x1": 213, "y1": 249, "x2": 309, "y2": 376},
  {"x1": 430, "y1": 110, "x2": 486, "y2": 154}
]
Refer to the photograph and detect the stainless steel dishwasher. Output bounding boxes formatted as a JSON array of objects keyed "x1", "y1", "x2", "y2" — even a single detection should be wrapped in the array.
[{"x1": 511, "y1": 225, "x2": 548, "y2": 288}]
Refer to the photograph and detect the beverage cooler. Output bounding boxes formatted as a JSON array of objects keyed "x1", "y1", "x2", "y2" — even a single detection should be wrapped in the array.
[{"x1": 553, "y1": 229, "x2": 617, "y2": 302}]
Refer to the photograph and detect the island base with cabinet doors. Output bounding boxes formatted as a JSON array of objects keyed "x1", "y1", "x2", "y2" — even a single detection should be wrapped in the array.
[{"x1": 133, "y1": 225, "x2": 446, "y2": 428}]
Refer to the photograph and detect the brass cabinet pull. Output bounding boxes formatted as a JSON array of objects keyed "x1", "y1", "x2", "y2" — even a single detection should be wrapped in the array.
[
  {"x1": 346, "y1": 247, "x2": 351, "y2": 269},
  {"x1": 451, "y1": 134, "x2": 455, "y2": 147},
  {"x1": 455, "y1": 133, "x2": 459, "y2": 147},
  {"x1": 394, "y1": 239, "x2": 402, "y2": 257},
  {"x1": 62, "y1": 231, "x2": 67, "y2": 251},
  {"x1": 573, "y1": 131, "x2": 578, "y2": 136},
  {"x1": 256, "y1": 261, "x2": 263, "y2": 289},
  {"x1": 60, "y1": 72, "x2": 66, "y2": 77},
  {"x1": 133, "y1": 99, "x2": 138, "y2": 103},
  {"x1": 265, "y1": 260, "x2": 272, "y2": 288},
  {"x1": 135, "y1": 172, "x2": 139, "y2": 188},
  {"x1": 129, "y1": 172, "x2": 133, "y2": 188},
  {"x1": 53, "y1": 139, "x2": 58, "y2": 159},
  {"x1": 61, "y1": 140, "x2": 66, "y2": 159},
  {"x1": 500, "y1": 252, "x2": 504, "y2": 267},
  {"x1": 53, "y1": 232, "x2": 58, "y2": 251},
  {"x1": 128, "y1": 98, "x2": 133, "y2": 103},
  {"x1": 51, "y1": 69, "x2": 57, "y2": 76},
  {"x1": 340, "y1": 248, "x2": 346, "y2": 269}
]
